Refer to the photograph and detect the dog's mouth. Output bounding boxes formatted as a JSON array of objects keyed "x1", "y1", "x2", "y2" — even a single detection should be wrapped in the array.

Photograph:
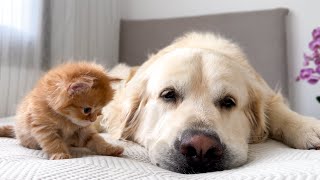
[
  {"x1": 153, "y1": 129, "x2": 229, "y2": 174},
  {"x1": 168, "y1": 150, "x2": 227, "y2": 174}
]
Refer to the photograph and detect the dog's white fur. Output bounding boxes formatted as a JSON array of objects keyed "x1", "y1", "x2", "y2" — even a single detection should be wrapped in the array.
[{"x1": 100, "y1": 33, "x2": 320, "y2": 173}]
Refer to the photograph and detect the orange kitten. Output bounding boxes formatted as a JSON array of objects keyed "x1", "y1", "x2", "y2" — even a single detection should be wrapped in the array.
[{"x1": 0, "y1": 62, "x2": 123, "y2": 160}]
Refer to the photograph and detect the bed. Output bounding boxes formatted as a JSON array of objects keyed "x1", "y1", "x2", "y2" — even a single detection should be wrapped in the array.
[
  {"x1": 2, "y1": 8, "x2": 320, "y2": 180},
  {"x1": 1, "y1": 116, "x2": 320, "y2": 179}
]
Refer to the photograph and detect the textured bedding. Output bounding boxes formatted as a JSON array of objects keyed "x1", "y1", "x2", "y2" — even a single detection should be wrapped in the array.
[{"x1": 1, "y1": 117, "x2": 320, "y2": 179}]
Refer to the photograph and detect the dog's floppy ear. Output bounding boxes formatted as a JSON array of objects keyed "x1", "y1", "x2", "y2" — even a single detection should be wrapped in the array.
[
  {"x1": 245, "y1": 86, "x2": 269, "y2": 143},
  {"x1": 118, "y1": 84, "x2": 147, "y2": 139},
  {"x1": 101, "y1": 76, "x2": 147, "y2": 140}
]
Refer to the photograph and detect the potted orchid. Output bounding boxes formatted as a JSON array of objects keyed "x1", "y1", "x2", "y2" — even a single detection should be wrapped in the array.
[{"x1": 297, "y1": 27, "x2": 320, "y2": 102}]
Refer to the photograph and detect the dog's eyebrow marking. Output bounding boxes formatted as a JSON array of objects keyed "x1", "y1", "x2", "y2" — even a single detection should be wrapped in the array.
[
  {"x1": 212, "y1": 87, "x2": 237, "y2": 105},
  {"x1": 213, "y1": 87, "x2": 227, "y2": 101},
  {"x1": 160, "y1": 82, "x2": 185, "y2": 95}
]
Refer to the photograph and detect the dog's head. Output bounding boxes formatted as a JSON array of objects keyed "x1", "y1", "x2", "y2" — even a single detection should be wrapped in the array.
[{"x1": 104, "y1": 33, "x2": 269, "y2": 173}]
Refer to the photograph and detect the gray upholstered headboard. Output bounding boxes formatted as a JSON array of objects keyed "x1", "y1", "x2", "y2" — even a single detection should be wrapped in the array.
[{"x1": 119, "y1": 8, "x2": 289, "y2": 97}]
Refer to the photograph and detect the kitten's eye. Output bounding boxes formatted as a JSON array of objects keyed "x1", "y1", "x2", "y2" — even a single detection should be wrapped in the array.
[
  {"x1": 83, "y1": 107, "x2": 92, "y2": 114},
  {"x1": 160, "y1": 88, "x2": 178, "y2": 102},
  {"x1": 219, "y1": 96, "x2": 236, "y2": 109}
]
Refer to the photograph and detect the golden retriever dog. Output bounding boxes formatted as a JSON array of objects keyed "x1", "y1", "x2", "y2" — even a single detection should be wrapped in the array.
[{"x1": 100, "y1": 32, "x2": 320, "y2": 173}]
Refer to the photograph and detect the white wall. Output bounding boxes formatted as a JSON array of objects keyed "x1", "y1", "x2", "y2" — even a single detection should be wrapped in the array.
[{"x1": 120, "y1": 0, "x2": 320, "y2": 118}]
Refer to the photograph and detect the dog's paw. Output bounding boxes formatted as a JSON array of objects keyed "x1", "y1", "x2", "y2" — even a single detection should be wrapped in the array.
[
  {"x1": 288, "y1": 117, "x2": 320, "y2": 150},
  {"x1": 50, "y1": 153, "x2": 72, "y2": 160}
]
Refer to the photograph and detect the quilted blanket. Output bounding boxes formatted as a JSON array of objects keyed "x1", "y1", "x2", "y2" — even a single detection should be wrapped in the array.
[{"x1": 1, "y1": 117, "x2": 320, "y2": 180}]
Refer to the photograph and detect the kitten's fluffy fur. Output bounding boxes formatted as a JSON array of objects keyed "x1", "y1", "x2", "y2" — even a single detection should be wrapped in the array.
[{"x1": 0, "y1": 62, "x2": 123, "y2": 160}]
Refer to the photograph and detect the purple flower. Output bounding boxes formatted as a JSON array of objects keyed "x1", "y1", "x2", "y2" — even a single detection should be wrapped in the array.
[
  {"x1": 313, "y1": 51, "x2": 320, "y2": 58},
  {"x1": 316, "y1": 66, "x2": 320, "y2": 74},
  {"x1": 300, "y1": 68, "x2": 314, "y2": 79},
  {"x1": 297, "y1": 27, "x2": 320, "y2": 86},
  {"x1": 315, "y1": 58, "x2": 320, "y2": 65},
  {"x1": 303, "y1": 53, "x2": 312, "y2": 66},
  {"x1": 303, "y1": 60, "x2": 309, "y2": 66},
  {"x1": 309, "y1": 39, "x2": 320, "y2": 51},
  {"x1": 304, "y1": 53, "x2": 314, "y2": 60},
  {"x1": 312, "y1": 27, "x2": 320, "y2": 39},
  {"x1": 308, "y1": 78, "x2": 318, "y2": 85}
]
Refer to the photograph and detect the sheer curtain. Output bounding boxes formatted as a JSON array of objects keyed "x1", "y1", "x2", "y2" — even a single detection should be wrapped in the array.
[
  {"x1": 0, "y1": 0, "x2": 44, "y2": 117},
  {"x1": 49, "y1": 0, "x2": 120, "y2": 68},
  {"x1": 0, "y1": 0, "x2": 120, "y2": 117}
]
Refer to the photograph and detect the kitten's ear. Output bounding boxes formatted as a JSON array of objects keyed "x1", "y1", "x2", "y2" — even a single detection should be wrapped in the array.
[{"x1": 68, "y1": 76, "x2": 95, "y2": 95}]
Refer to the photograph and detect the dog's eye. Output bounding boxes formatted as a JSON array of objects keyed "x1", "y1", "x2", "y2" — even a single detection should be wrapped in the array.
[
  {"x1": 219, "y1": 96, "x2": 236, "y2": 109},
  {"x1": 160, "y1": 88, "x2": 177, "y2": 102}
]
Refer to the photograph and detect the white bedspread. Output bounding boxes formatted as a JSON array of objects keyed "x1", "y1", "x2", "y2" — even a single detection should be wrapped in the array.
[{"x1": 1, "y1": 117, "x2": 320, "y2": 180}]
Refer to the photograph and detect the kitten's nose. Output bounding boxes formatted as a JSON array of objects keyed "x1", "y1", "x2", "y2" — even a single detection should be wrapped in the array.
[
  {"x1": 88, "y1": 113, "x2": 98, "y2": 122},
  {"x1": 88, "y1": 114, "x2": 98, "y2": 122},
  {"x1": 89, "y1": 118, "x2": 96, "y2": 122}
]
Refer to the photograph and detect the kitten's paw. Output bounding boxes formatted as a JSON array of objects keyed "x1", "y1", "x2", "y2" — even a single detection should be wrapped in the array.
[
  {"x1": 50, "y1": 153, "x2": 72, "y2": 160},
  {"x1": 23, "y1": 143, "x2": 41, "y2": 150},
  {"x1": 103, "y1": 145, "x2": 124, "y2": 157},
  {"x1": 110, "y1": 146, "x2": 124, "y2": 156}
]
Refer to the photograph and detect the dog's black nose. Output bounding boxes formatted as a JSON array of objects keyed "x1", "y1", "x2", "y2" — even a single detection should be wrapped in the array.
[{"x1": 178, "y1": 130, "x2": 224, "y2": 172}]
